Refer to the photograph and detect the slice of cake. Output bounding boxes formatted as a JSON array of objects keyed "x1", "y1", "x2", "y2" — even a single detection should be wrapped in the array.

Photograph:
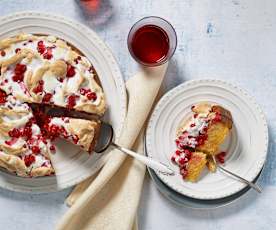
[
  {"x1": 0, "y1": 93, "x2": 54, "y2": 177},
  {"x1": 171, "y1": 103, "x2": 233, "y2": 182},
  {"x1": 43, "y1": 117, "x2": 101, "y2": 153}
]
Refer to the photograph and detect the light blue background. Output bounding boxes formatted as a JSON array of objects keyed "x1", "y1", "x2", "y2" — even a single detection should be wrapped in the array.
[{"x1": 0, "y1": 0, "x2": 276, "y2": 229}]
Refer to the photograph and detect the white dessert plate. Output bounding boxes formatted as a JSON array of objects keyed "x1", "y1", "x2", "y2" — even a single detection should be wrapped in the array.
[
  {"x1": 0, "y1": 12, "x2": 127, "y2": 193},
  {"x1": 146, "y1": 79, "x2": 268, "y2": 200}
]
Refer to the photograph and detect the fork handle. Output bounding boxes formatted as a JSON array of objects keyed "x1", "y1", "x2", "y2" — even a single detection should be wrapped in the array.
[{"x1": 217, "y1": 165, "x2": 262, "y2": 193}]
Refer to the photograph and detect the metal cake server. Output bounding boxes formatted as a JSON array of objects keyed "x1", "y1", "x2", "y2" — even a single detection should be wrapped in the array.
[
  {"x1": 211, "y1": 155, "x2": 262, "y2": 193},
  {"x1": 95, "y1": 122, "x2": 175, "y2": 176}
]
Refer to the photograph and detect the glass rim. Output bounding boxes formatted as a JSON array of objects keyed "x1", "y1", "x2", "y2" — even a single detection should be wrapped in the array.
[{"x1": 127, "y1": 16, "x2": 177, "y2": 67}]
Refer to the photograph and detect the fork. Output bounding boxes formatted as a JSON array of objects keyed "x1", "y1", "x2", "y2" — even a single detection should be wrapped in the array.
[{"x1": 211, "y1": 155, "x2": 262, "y2": 193}]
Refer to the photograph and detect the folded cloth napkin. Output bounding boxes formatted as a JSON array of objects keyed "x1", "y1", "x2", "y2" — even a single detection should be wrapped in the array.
[{"x1": 56, "y1": 63, "x2": 168, "y2": 230}]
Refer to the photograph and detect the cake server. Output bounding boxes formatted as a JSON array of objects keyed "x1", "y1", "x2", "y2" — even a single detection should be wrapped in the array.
[{"x1": 95, "y1": 122, "x2": 175, "y2": 176}]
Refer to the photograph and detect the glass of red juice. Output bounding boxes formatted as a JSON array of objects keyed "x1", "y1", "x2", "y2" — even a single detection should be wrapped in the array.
[{"x1": 128, "y1": 16, "x2": 177, "y2": 67}]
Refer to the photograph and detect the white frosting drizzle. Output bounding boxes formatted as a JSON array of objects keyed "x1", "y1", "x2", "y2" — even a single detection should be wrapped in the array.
[
  {"x1": 177, "y1": 113, "x2": 209, "y2": 149},
  {"x1": 0, "y1": 34, "x2": 103, "y2": 109},
  {"x1": 30, "y1": 154, "x2": 49, "y2": 169},
  {"x1": 50, "y1": 117, "x2": 66, "y2": 127},
  {"x1": 42, "y1": 73, "x2": 60, "y2": 93}
]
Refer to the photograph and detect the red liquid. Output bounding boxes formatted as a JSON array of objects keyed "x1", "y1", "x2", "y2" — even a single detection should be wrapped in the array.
[
  {"x1": 80, "y1": 0, "x2": 101, "y2": 12},
  {"x1": 130, "y1": 25, "x2": 169, "y2": 64}
]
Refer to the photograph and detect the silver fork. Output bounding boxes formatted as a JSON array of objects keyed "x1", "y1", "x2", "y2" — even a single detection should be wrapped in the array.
[{"x1": 211, "y1": 155, "x2": 262, "y2": 193}]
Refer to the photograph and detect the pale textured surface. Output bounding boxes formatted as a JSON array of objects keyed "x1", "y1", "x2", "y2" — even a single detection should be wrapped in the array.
[{"x1": 0, "y1": 0, "x2": 276, "y2": 229}]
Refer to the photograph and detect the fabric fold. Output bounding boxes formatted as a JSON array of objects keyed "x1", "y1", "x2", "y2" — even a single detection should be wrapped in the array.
[{"x1": 56, "y1": 63, "x2": 168, "y2": 230}]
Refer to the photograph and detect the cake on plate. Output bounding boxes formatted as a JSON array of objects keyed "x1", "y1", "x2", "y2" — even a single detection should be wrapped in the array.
[
  {"x1": 0, "y1": 33, "x2": 106, "y2": 177},
  {"x1": 171, "y1": 103, "x2": 233, "y2": 182}
]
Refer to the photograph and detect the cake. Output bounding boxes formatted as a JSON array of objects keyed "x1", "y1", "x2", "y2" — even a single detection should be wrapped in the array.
[
  {"x1": 171, "y1": 103, "x2": 233, "y2": 182},
  {"x1": 0, "y1": 33, "x2": 106, "y2": 177}
]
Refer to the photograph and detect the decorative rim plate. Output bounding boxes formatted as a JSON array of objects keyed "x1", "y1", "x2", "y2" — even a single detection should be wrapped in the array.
[
  {"x1": 0, "y1": 12, "x2": 127, "y2": 193},
  {"x1": 146, "y1": 79, "x2": 268, "y2": 200}
]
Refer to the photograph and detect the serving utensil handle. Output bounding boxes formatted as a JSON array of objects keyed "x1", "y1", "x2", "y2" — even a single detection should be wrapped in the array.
[{"x1": 111, "y1": 143, "x2": 175, "y2": 175}]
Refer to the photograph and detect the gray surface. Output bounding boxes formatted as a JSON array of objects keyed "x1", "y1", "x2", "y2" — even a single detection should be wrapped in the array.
[{"x1": 0, "y1": 0, "x2": 276, "y2": 229}]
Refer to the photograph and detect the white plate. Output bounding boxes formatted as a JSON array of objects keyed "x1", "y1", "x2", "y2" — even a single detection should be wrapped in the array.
[
  {"x1": 0, "y1": 12, "x2": 127, "y2": 193},
  {"x1": 146, "y1": 79, "x2": 268, "y2": 200}
]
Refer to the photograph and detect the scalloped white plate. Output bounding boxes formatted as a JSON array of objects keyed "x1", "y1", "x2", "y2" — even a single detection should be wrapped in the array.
[
  {"x1": 0, "y1": 12, "x2": 127, "y2": 193},
  {"x1": 146, "y1": 79, "x2": 268, "y2": 200}
]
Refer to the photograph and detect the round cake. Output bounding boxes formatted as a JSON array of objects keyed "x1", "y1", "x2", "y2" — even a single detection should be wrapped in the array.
[{"x1": 0, "y1": 33, "x2": 106, "y2": 177}]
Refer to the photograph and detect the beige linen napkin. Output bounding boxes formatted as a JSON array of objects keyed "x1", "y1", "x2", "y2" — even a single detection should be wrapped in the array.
[{"x1": 56, "y1": 63, "x2": 168, "y2": 230}]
